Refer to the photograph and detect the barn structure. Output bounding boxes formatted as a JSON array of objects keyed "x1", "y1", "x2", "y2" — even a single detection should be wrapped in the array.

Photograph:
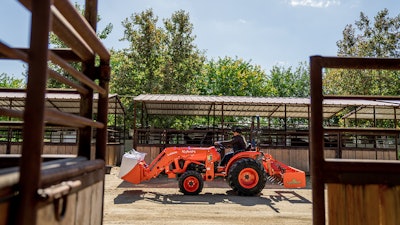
[
  {"x1": 132, "y1": 94, "x2": 400, "y2": 173},
  {"x1": 0, "y1": 88, "x2": 126, "y2": 167}
]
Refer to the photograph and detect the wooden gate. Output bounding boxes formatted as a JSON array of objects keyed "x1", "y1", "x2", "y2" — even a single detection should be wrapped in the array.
[{"x1": 0, "y1": 1, "x2": 110, "y2": 225}]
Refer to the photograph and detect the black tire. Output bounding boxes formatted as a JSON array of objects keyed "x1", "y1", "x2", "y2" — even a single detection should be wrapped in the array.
[
  {"x1": 227, "y1": 158, "x2": 267, "y2": 196},
  {"x1": 178, "y1": 171, "x2": 204, "y2": 195}
]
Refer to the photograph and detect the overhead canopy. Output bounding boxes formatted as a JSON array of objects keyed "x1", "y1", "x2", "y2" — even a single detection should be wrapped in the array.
[
  {"x1": 0, "y1": 88, "x2": 125, "y2": 115},
  {"x1": 134, "y1": 94, "x2": 400, "y2": 120},
  {"x1": 343, "y1": 100, "x2": 400, "y2": 120}
]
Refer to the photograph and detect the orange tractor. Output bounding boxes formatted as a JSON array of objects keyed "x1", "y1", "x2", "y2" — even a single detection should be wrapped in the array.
[{"x1": 121, "y1": 144, "x2": 306, "y2": 195}]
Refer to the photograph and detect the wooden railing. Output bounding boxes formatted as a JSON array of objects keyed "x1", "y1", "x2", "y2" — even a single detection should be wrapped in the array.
[
  {"x1": 0, "y1": 1, "x2": 110, "y2": 225},
  {"x1": 310, "y1": 56, "x2": 400, "y2": 225}
]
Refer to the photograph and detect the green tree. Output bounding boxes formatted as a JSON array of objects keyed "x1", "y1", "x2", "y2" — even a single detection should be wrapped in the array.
[
  {"x1": 111, "y1": 9, "x2": 206, "y2": 128},
  {"x1": 117, "y1": 9, "x2": 164, "y2": 94},
  {"x1": 0, "y1": 73, "x2": 25, "y2": 88},
  {"x1": 162, "y1": 10, "x2": 206, "y2": 94},
  {"x1": 324, "y1": 8, "x2": 400, "y2": 96},
  {"x1": 197, "y1": 56, "x2": 268, "y2": 96},
  {"x1": 267, "y1": 62, "x2": 310, "y2": 97}
]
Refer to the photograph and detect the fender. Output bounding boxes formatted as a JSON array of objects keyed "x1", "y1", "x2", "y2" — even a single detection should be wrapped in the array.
[{"x1": 225, "y1": 151, "x2": 262, "y2": 175}]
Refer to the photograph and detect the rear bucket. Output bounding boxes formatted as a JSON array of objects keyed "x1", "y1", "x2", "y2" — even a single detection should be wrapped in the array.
[{"x1": 282, "y1": 169, "x2": 306, "y2": 188}]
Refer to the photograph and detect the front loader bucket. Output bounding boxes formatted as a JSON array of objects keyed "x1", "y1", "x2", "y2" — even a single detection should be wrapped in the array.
[{"x1": 121, "y1": 161, "x2": 146, "y2": 184}]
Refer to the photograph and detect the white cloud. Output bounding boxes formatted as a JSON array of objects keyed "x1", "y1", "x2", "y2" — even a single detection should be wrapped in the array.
[
  {"x1": 238, "y1": 19, "x2": 247, "y2": 24},
  {"x1": 289, "y1": 0, "x2": 340, "y2": 8}
]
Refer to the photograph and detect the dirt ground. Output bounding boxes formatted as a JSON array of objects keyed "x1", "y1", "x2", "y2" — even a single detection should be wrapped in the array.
[{"x1": 103, "y1": 167, "x2": 313, "y2": 225}]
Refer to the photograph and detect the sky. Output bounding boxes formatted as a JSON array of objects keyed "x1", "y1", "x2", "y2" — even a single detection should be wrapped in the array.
[{"x1": 1, "y1": 0, "x2": 400, "y2": 79}]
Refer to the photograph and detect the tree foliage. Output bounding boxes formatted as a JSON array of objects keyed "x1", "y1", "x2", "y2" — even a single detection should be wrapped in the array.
[
  {"x1": 111, "y1": 9, "x2": 206, "y2": 128},
  {"x1": 162, "y1": 10, "x2": 206, "y2": 94},
  {"x1": 324, "y1": 8, "x2": 400, "y2": 96},
  {"x1": 197, "y1": 56, "x2": 268, "y2": 96},
  {"x1": 0, "y1": 73, "x2": 25, "y2": 88},
  {"x1": 268, "y1": 62, "x2": 310, "y2": 97},
  {"x1": 112, "y1": 9, "x2": 205, "y2": 96}
]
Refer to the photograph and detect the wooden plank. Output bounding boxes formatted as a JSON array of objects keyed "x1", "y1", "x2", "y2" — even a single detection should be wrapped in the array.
[
  {"x1": 10, "y1": 145, "x2": 21, "y2": 154},
  {"x1": 90, "y1": 181, "x2": 104, "y2": 225},
  {"x1": 75, "y1": 186, "x2": 91, "y2": 224},
  {"x1": 0, "y1": 201, "x2": 8, "y2": 225},
  {"x1": 328, "y1": 184, "x2": 346, "y2": 225},
  {"x1": 64, "y1": 146, "x2": 73, "y2": 155},
  {"x1": 0, "y1": 145, "x2": 6, "y2": 154},
  {"x1": 364, "y1": 185, "x2": 380, "y2": 225},
  {"x1": 346, "y1": 185, "x2": 368, "y2": 225},
  {"x1": 151, "y1": 147, "x2": 161, "y2": 162},
  {"x1": 323, "y1": 149, "x2": 336, "y2": 159},
  {"x1": 36, "y1": 193, "x2": 77, "y2": 225},
  {"x1": 360, "y1": 149, "x2": 375, "y2": 160},
  {"x1": 379, "y1": 185, "x2": 398, "y2": 225}
]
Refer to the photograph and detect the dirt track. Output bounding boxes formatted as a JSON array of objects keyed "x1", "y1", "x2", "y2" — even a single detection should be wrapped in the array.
[{"x1": 103, "y1": 167, "x2": 313, "y2": 225}]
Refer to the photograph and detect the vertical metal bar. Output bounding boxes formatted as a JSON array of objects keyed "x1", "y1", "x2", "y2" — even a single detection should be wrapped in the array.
[
  {"x1": 221, "y1": 103, "x2": 224, "y2": 139},
  {"x1": 17, "y1": 1, "x2": 51, "y2": 225},
  {"x1": 7, "y1": 99, "x2": 12, "y2": 154},
  {"x1": 310, "y1": 56, "x2": 325, "y2": 225},
  {"x1": 284, "y1": 104, "x2": 287, "y2": 147},
  {"x1": 141, "y1": 101, "x2": 144, "y2": 128},
  {"x1": 338, "y1": 132, "x2": 342, "y2": 158},
  {"x1": 395, "y1": 107, "x2": 399, "y2": 160},
  {"x1": 123, "y1": 111, "x2": 126, "y2": 146},
  {"x1": 373, "y1": 106, "x2": 376, "y2": 127},
  {"x1": 133, "y1": 100, "x2": 137, "y2": 149}
]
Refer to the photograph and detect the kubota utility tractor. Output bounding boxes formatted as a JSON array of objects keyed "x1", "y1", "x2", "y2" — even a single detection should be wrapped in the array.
[{"x1": 121, "y1": 144, "x2": 306, "y2": 195}]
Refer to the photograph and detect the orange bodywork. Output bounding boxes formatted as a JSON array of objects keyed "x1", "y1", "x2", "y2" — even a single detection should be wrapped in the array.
[
  {"x1": 262, "y1": 153, "x2": 306, "y2": 188},
  {"x1": 122, "y1": 146, "x2": 306, "y2": 189},
  {"x1": 122, "y1": 146, "x2": 221, "y2": 184}
]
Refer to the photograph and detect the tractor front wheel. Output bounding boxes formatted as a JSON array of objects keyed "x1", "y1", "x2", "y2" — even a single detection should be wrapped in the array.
[
  {"x1": 227, "y1": 158, "x2": 266, "y2": 196},
  {"x1": 178, "y1": 171, "x2": 204, "y2": 195}
]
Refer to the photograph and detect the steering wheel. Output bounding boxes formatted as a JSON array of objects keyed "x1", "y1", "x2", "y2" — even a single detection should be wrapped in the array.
[{"x1": 214, "y1": 142, "x2": 225, "y2": 154}]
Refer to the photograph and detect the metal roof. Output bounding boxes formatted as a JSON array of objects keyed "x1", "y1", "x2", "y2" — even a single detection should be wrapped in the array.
[
  {"x1": 342, "y1": 100, "x2": 400, "y2": 120},
  {"x1": 134, "y1": 94, "x2": 400, "y2": 119},
  {"x1": 0, "y1": 89, "x2": 125, "y2": 115}
]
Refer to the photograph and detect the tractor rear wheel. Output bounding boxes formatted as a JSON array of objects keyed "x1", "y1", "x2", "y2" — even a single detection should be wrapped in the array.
[
  {"x1": 178, "y1": 171, "x2": 204, "y2": 195},
  {"x1": 227, "y1": 158, "x2": 266, "y2": 196}
]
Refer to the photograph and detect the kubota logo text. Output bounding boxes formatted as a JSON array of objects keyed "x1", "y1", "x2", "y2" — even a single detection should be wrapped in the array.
[
  {"x1": 182, "y1": 150, "x2": 196, "y2": 154},
  {"x1": 287, "y1": 178, "x2": 301, "y2": 184}
]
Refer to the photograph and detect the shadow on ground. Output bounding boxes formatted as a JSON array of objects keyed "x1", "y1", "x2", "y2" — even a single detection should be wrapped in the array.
[{"x1": 114, "y1": 189, "x2": 311, "y2": 213}]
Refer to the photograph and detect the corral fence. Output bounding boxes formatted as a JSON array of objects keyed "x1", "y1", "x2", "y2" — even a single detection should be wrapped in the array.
[{"x1": 134, "y1": 127, "x2": 398, "y2": 173}]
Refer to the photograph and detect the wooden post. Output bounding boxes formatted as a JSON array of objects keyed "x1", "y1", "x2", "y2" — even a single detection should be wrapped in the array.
[
  {"x1": 17, "y1": 1, "x2": 51, "y2": 224},
  {"x1": 310, "y1": 56, "x2": 325, "y2": 225}
]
